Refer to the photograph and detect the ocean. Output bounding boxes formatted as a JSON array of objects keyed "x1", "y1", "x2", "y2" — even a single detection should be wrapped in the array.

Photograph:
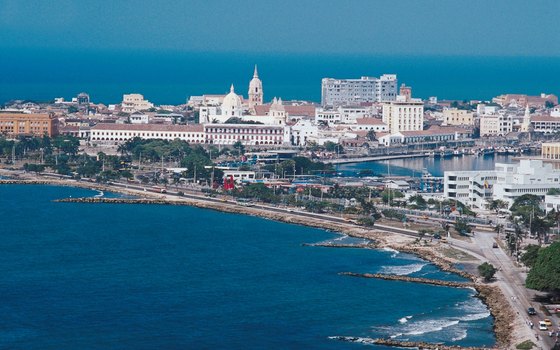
[
  {"x1": 0, "y1": 49, "x2": 559, "y2": 105},
  {"x1": 0, "y1": 184, "x2": 495, "y2": 348}
]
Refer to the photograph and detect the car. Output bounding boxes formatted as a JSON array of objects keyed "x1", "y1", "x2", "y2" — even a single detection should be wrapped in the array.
[
  {"x1": 527, "y1": 307, "x2": 537, "y2": 315},
  {"x1": 492, "y1": 242, "x2": 499, "y2": 248},
  {"x1": 543, "y1": 318, "x2": 552, "y2": 326},
  {"x1": 539, "y1": 321, "x2": 548, "y2": 331}
]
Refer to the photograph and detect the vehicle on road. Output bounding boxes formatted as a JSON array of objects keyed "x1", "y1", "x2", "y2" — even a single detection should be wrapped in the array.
[
  {"x1": 543, "y1": 318, "x2": 552, "y2": 326},
  {"x1": 492, "y1": 242, "x2": 498, "y2": 248},
  {"x1": 527, "y1": 307, "x2": 537, "y2": 315},
  {"x1": 539, "y1": 321, "x2": 548, "y2": 330}
]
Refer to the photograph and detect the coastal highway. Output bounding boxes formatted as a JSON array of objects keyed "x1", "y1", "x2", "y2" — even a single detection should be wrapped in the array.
[
  {"x1": 450, "y1": 231, "x2": 555, "y2": 349},
  {"x1": 103, "y1": 180, "x2": 422, "y2": 239}
]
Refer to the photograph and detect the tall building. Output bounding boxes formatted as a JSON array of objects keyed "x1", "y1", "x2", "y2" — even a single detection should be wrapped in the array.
[
  {"x1": 321, "y1": 74, "x2": 397, "y2": 107},
  {"x1": 248, "y1": 65, "x2": 263, "y2": 109},
  {"x1": 479, "y1": 113, "x2": 512, "y2": 136},
  {"x1": 0, "y1": 113, "x2": 58, "y2": 137},
  {"x1": 382, "y1": 95, "x2": 424, "y2": 133}
]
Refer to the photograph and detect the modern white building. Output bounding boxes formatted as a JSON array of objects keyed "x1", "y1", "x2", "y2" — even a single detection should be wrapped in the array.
[
  {"x1": 443, "y1": 170, "x2": 497, "y2": 209},
  {"x1": 443, "y1": 159, "x2": 560, "y2": 208},
  {"x1": 493, "y1": 159, "x2": 560, "y2": 206},
  {"x1": 121, "y1": 94, "x2": 154, "y2": 113},
  {"x1": 321, "y1": 74, "x2": 397, "y2": 107},
  {"x1": 382, "y1": 95, "x2": 424, "y2": 133}
]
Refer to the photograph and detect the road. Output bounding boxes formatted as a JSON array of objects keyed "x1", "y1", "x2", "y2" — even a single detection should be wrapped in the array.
[{"x1": 449, "y1": 230, "x2": 556, "y2": 349}]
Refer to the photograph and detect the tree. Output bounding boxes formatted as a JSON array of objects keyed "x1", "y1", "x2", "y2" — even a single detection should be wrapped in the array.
[
  {"x1": 525, "y1": 242, "x2": 560, "y2": 293},
  {"x1": 232, "y1": 141, "x2": 245, "y2": 155},
  {"x1": 547, "y1": 188, "x2": 560, "y2": 195},
  {"x1": 478, "y1": 262, "x2": 497, "y2": 282},
  {"x1": 520, "y1": 244, "x2": 541, "y2": 268},
  {"x1": 454, "y1": 218, "x2": 472, "y2": 236},
  {"x1": 488, "y1": 199, "x2": 508, "y2": 212}
]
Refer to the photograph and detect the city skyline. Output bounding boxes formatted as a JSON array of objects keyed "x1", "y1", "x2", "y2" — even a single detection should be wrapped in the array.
[{"x1": 1, "y1": 0, "x2": 559, "y2": 57}]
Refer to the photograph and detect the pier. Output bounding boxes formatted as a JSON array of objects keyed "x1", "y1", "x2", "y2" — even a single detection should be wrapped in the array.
[
  {"x1": 339, "y1": 272, "x2": 474, "y2": 288},
  {"x1": 323, "y1": 153, "x2": 427, "y2": 165}
]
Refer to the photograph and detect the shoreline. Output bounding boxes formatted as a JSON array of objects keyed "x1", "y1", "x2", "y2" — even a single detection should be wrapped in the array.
[{"x1": 0, "y1": 171, "x2": 515, "y2": 349}]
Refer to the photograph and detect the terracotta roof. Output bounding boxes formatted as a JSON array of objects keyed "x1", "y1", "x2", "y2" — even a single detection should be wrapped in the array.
[
  {"x1": 531, "y1": 115, "x2": 560, "y2": 122},
  {"x1": 355, "y1": 117, "x2": 386, "y2": 125},
  {"x1": 92, "y1": 123, "x2": 204, "y2": 132}
]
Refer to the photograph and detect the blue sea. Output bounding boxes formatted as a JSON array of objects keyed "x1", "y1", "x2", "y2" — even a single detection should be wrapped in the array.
[
  {"x1": 0, "y1": 49, "x2": 559, "y2": 105},
  {"x1": 0, "y1": 184, "x2": 495, "y2": 349}
]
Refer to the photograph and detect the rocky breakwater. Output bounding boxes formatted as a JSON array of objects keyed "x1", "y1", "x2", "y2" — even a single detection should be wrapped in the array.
[
  {"x1": 0, "y1": 179, "x2": 54, "y2": 185},
  {"x1": 340, "y1": 272, "x2": 475, "y2": 288},
  {"x1": 330, "y1": 336, "x2": 496, "y2": 350}
]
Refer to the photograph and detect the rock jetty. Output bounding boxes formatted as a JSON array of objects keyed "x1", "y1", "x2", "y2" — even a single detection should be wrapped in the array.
[
  {"x1": 340, "y1": 272, "x2": 475, "y2": 288},
  {"x1": 329, "y1": 336, "x2": 496, "y2": 350}
]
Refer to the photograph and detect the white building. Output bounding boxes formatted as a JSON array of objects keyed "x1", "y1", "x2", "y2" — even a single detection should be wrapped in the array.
[
  {"x1": 479, "y1": 113, "x2": 512, "y2": 137},
  {"x1": 443, "y1": 170, "x2": 497, "y2": 209},
  {"x1": 121, "y1": 94, "x2": 154, "y2": 113},
  {"x1": 545, "y1": 195, "x2": 560, "y2": 213},
  {"x1": 290, "y1": 119, "x2": 319, "y2": 146},
  {"x1": 531, "y1": 115, "x2": 560, "y2": 133},
  {"x1": 493, "y1": 159, "x2": 560, "y2": 206},
  {"x1": 90, "y1": 124, "x2": 205, "y2": 143},
  {"x1": 129, "y1": 113, "x2": 149, "y2": 124},
  {"x1": 204, "y1": 123, "x2": 286, "y2": 146},
  {"x1": 349, "y1": 118, "x2": 388, "y2": 132},
  {"x1": 382, "y1": 95, "x2": 424, "y2": 133},
  {"x1": 321, "y1": 74, "x2": 397, "y2": 107},
  {"x1": 443, "y1": 159, "x2": 560, "y2": 208}
]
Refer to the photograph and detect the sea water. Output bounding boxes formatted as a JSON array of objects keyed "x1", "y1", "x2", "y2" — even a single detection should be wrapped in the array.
[
  {"x1": 0, "y1": 49, "x2": 558, "y2": 104},
  {"x1": 0, "y1": 185, "x2": 495, "y2": 349}
]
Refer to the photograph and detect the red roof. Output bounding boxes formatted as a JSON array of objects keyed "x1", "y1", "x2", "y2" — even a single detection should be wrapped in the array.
[
  {"x1": 92, "y1": 123, "x2": 204, "y2": 132},
  {"x1": 355, "y1": 117, "x2": 386, "y2": 125}
]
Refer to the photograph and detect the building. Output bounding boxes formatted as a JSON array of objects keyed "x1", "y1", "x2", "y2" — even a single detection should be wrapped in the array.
[
  {"x1": 129, "y1": 113, "x2": 150, "y2": 124},
  {"x1": 248, "y1": 65, "x2": 263, "y2": 110},
  {"x1": 493, "y1": 159, "x2": 560, "y2": 206},
  {"x1": 479, "y1": 113, "x2": 512, "y2": 137},
  {"x1": 0, "y1": 113, "x2": 58, "y2": 137},
  {"x1": 443, "y1": 170, "x2": 497, "y2": 209},
  {"x1": 492, "y1": 93, "x2": 558, "y2": 108},
  {"x1": 204, "y1": 124, "x2": 286, "y2": 146},
  {"x1": 530, "y1": 115, "x2": 560, "y2": 133},
  {"x1": 90, "y1": 123, "x2": 205, "y2": 143},
  {"x1": 444, "y1": 159, "x2": 560, "y2": 208},
  {"x1": 321, "y1": 74, "x2": 397, "y2": 107},
  {"x1": 542, "y1": 142, "x2": 560, "y2": 160},
  {"x1": 349, "y1": 118, "x2": 388, "y2": 132},
  {"x1": 442, "y1": 108, "x2": 474, "y2": 126},
  {"x1": 121, "y1": 94, "x2": 154, "y2": 113},
  {"x1": 381, "y1": 95, "x2": 424, "y2": 133}
]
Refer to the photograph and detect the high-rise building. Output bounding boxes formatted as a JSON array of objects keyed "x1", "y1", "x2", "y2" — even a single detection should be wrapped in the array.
[
  {"x1": 321, "y1": 74, "x2": 397, "y2": 107},
  {"x1": 248, "y1": 65, "x2": 263, "y2": 109}
]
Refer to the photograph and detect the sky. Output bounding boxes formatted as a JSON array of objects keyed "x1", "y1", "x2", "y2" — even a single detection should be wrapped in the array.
[{"x1": 0, "y1": 0, "x2": 559, "y2": 56}]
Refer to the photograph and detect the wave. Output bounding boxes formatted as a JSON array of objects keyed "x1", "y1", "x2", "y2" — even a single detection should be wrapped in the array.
[
  {"x1": 398, "y1": 315, "x2": 413, "y2": 324},
  {"x1": 399, "y1": 319, "x2": 460, "y2": 336},
  {"x1": 94, "y1": 190, "x2": 104, "y2": 198},
  {"x1": 382, "y1": 247, "x2": 400, "y2": 257},
  {"x1": 451, "y1": 329, "x2": 468, "y2": 342},
  {"x1": 454, "y1": 299, "x2": 491, "y2": 321},
  {"x1": 380, "y1": 263, "x2": 427, "y2": 276}
]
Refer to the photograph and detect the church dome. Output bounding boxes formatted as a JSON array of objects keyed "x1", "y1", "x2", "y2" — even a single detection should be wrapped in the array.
[
  {"x1": 222, "y1": 84, "x2": 242, "y2": 110},
  {"x1": 249, "y1": 65, "x2": 262, "y2": 93}
]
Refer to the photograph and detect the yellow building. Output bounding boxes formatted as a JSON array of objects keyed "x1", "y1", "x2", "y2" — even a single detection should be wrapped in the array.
[
  {"x1": 542, "y1": 142, "x2": 560, "y2": 160},
  {"x1": 0, "y1": 113, "x2": 58, "y2": 137},
  {"x1": 442, "y1": 108, "x2": 474, "y2": 126}
]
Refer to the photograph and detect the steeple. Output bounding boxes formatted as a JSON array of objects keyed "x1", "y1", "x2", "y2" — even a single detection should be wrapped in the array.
[
  {"x1": 230, "y1": 84, "x2": 235, "y2": 93},
  {"x1": 248, "y1": 65, "x2": 263, "y2": 110},
  {"x1": 253, "y1": 65, "x2": 259, "y2": 78}
]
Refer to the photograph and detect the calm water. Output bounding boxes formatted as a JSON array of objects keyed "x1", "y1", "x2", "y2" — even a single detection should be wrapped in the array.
[
  {"x1": 339, "y1": 154, "x2": 516, "y2": 177},
  {"x1": 0, "y1": 49, "x2": 559, "y2": 104},
  {"x1": 0, "y1": 185, "x2": 495, "y2": 349}
]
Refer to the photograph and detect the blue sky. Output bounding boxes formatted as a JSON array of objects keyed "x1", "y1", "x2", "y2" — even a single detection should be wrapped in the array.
[{"x1": 0, "y1": 0, "x2": 558, "y2": 56}]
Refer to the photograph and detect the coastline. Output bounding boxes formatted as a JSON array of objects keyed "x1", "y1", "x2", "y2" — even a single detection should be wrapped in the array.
[{"x1": 0, "y1": 171, "x2": 516, "y2": 349}]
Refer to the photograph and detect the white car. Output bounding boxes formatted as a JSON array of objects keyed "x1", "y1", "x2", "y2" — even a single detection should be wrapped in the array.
[{"x1": 539, "y1": 321, "x2": 548, "y2": 331}]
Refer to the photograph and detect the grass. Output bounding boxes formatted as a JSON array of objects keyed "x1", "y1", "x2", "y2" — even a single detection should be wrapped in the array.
[
  {"x1": 440, "y1": 246, "x2": 478, "y2": 261},
  {"x1": 516, "y1": 340, "x2": 535, "y2": 349}
]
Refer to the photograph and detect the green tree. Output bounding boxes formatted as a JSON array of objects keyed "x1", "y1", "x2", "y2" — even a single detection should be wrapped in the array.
[
  {"x1": 488, "y1": 199, "x2": 508, "y2": 212},
  {"x1": 454, "y1": 217, "x2": 472, "y2": 236},
  {"x1": 547, "y1": 188, "x2": 560, "y2": 195},
  {"x1": 520, "y1": 244, "x2": 541, "y2": 268},
  {"x1": 478, "y1": 262, "x2": 497, "y2": 282},
  {"x1": 525, "y1": 242, "x2": 560, "y2": 293}
]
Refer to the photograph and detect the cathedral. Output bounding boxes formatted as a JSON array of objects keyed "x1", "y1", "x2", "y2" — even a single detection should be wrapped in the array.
[{"x1": 248, "y1": 65, "x2": 263, "y2": 109}]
